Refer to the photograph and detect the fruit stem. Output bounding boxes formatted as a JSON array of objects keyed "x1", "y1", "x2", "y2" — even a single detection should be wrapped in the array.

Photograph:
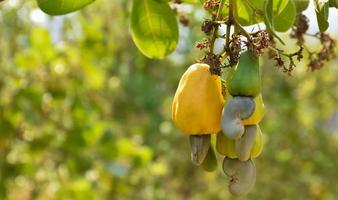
[
  {"x1": 228, "y1": 0, "x2": 252, "y2": 42},
  {"x1": 224, "y1": 0, "x2": 232, "y2": 55},
  {"x1": 209, "y1": 0, "x2": 226, "y2": 52}
]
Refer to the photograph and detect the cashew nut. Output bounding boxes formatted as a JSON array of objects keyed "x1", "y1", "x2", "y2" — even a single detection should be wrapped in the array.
[
  {"x1": 189, "y1": 134, "x2": 210, "y2": 165},
  {"x1": 221, "y1": 96, "x2": 255, "y2": 139},
  {"x1": 223, "y1": 158, "x2": 256, "y2": 196},
  {"x1": 236, "y1": 125, "x2": 257, "y2": 161}
]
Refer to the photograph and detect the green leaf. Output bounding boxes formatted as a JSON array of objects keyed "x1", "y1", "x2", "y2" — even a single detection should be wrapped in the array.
[
  {"x1": 265, "y1": 0, "x2": 274, "y2": 25},
  {"x1": 235, "y1": 0, "x2": 265, "y2": 26},
  {"x1": 263, "y1": 0, "x2": 296, "y2": 44},
  {"x1": 233, "y1": 0, "x2": 295, "y2": 31},
  {"x1": 294, "y1": 0, "x2": 310, "y2": 12},
  {"x1": 273, "y1": 0, "x2": 289, "y2": 13},
  {"x1": 329, "y1": 0, "x2": 338, "y2": 8},
  {"x1": 273, "y1": 0, "x2": 296, "y2": 32},
  {"x1": 37, "y1": 0, "x2": 95, "y2": 15},
  {"x1": 130, "y1": 0, "x2": 179, "y2": 59},
  {"x1": 315, "y1": 0, "x2": 329, "y2": 32},
  {"x1": 264, "y1": 0, "x2": 285, "y2": 44}
]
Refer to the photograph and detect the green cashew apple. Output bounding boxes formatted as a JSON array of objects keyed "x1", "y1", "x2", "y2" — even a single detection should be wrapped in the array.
[
  {"x1": 202, "y1": 146, "x2": 217, "y2": 172},
  {"x1": 223, "y1": 158, "x2": 256, "y2": 196},
  {"x1": 228, "y1": 51, "x2": 261, "y2": 97}
]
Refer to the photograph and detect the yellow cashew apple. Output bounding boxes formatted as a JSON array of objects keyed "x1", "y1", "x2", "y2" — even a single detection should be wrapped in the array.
[
  {"x1": 243, "y1": 94, "x2": 265, "y2": 125},
  {"x1": 216, "y1": 125, "x2": 263, "y2": 159},
  {"x1": 172, "y1": 63, "x2": 225, "y2": 135}
]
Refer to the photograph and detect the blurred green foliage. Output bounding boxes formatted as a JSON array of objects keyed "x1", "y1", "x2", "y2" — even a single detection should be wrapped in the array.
[{"x1": 0, "y1": 0, "x2": 337, "y2": 199}]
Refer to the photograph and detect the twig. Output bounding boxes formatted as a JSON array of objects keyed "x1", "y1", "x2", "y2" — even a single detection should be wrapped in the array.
[
  {"x1": 210, "y1": 0, "x2": 226, "y2": 52},
  {"x1": 224, "y1": 0, "x2": 233, "y2": 53}
]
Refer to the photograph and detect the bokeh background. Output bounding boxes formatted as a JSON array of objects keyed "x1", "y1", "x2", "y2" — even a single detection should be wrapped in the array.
[{"x1": 0, "y1": 0, "x2": 338, "y2": 199}]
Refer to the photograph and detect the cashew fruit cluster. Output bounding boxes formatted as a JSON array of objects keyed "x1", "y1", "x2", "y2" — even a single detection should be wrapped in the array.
[
  {"x1": 172, "y1": 51, "x2": 265, "y2": 196},
  {"x1": 219, "y1": 50, "x2": 265, "y2": 196}
]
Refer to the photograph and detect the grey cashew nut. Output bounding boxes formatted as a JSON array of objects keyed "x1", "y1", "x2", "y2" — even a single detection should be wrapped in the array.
[
  {"x1": 236, "y1": 125, "x2": 257, "y2": 161},
  {"x1": 189, "y1": 134, "x2": 210, "y2": 165},
  {"x1": 223, "y1": 158, "x2": 256, "y2": 196},
  {"x1": 221, "y1": 96, "x2": 255, "y2": 139}
]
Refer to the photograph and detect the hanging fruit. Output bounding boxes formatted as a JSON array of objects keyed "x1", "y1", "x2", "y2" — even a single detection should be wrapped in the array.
[
  {"x1": 172, "y1": 63, "x2": 225, "y2": 135},
  {"x1": 218, "y1": 50, "x2": 265, "y2": 196},
  {"x1": 216, "y1": 125, "x2": 263, "y2": 160},
  {"x1": 227, "y1": 50, "x2": 261, "y2": 97},
  {"x1": 172, "y1": 63, "x2": 225, "y2": 165},
  {"x1": 201, "y1": 146, "x2": 218, "y2": 172},
  {"x1": 221, "y1": 96, "x2": 256, "y2": 139},
  {"x1": 172, "y1": 52, "x2": 266, "y2": 196},
  {"x1": 243, "y1": 94, "x2": 265, "y2": 125},
  {"x1": 223, "y1": 158, "x2": 257, "y2": 196}
]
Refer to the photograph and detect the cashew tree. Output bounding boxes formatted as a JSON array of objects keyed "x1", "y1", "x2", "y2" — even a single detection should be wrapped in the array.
[{"x1": 1, "y1": 0, "x2": 337, "y2": 197}]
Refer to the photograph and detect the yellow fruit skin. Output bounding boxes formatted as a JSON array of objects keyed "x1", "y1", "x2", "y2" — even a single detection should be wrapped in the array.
[
  {"x1": 221, "y1": 94, "x2": 265, "y2": 125},
  {"x1": 216, "y1": 132, "x2": 237, "y2": 158},
  {"x1": 251, "y1": 125, "x2": 263, "y2": 158},
  {"x1": 243, "y1": 94, "x2": 265, "y2": 125},
  {"x1": 172, "y1": 63, "x2": 225, "y2": 135},
  {"x1": 216, "y1": 125, "x2": 263, "y2": 158}
]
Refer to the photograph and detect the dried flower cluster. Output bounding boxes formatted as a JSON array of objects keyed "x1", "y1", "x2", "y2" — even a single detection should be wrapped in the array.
[
  {"x1": 196, "y1": 0, "x2": 336, "y2": 76},
  {"x1": 248, "y1": 31, "x2": 271, "y2": 57},
  {"x1": 196, "y1": 39, "x2": 211, "y2": 50},
  {"x1": 308, "y1": 33, "x2": 336, "y2": 71},
  {"x1": 200, "y1": 52, "x2": 222, "y2": 75},
  {"x1": 291, "y1": 14, "x2": 309, "y2": 44},
  {"x1": 201, "y1": 20, "x2": 215, "y2": 35},
  {"x1": 268, "y1": 47, "x2": 303, "y2": 75},
  {"x1": 173, "y1": 0, "x2": 190, "y2": 27},
  {"x1": 179, "y1": 15, "x2": 190, "y2": 27},
  {"x1": 203, "y1": 0, "x2": 220, "y2": 13},
  {"x1": 226, "y1": 34, "x2": 242, "y2": 66}
]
